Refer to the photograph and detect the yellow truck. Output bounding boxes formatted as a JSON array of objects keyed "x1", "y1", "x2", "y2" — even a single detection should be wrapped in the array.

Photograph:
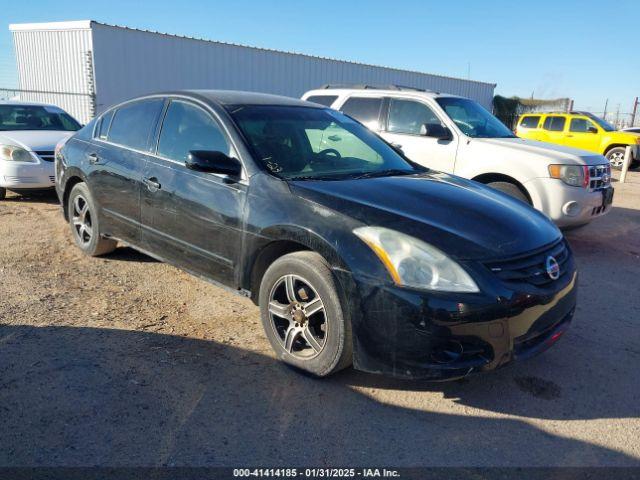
[{"x1": 516, "y1": 111, "x2": 640, "y2": 169}]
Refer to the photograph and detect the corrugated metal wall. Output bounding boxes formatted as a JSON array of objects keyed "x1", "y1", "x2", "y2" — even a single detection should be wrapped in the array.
[
  {"x1": 10, "y1": 22, "x2": 496, "y2": 121},
  {"x1": 11, "y1": 26, "x2": 95, "y2": 123},
  {"x1": 91, "y1": 23, "x2": 495, "y2": 114}
]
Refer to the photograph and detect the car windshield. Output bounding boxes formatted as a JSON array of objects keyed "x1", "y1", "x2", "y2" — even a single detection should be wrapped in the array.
[
  {"x1": 436, "y1": 97, "x2": 516, "y2": 138},
  {"x1": 584, "y1": 112, "x2": 616, "y2": 132},
  {"x1": 229, "y1": 105, "x2": 425, "y2": 180},
  {"x1": 0, "y1": 105, "x2": 81, "y2": 132}
]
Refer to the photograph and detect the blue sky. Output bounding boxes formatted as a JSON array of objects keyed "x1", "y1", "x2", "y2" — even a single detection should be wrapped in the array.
[{"x1": 1, "y1": 0, "x2": 638, "y2": 113}]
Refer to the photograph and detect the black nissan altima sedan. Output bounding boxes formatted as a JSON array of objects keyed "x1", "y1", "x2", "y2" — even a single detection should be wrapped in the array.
[{"x1": 55, "y1": 90, "x2": 577, "y2": 380}]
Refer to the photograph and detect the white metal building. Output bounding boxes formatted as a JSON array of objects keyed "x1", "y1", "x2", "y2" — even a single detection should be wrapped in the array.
[{"x1": 9, "y1": 21, "x2": 496, "y2": 124}]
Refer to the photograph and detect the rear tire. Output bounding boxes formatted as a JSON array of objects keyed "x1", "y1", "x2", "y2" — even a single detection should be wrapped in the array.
[
  {"x1": 606, "y1": 147, "x2": 627, "y2": 170},
  {"x1": 0, "y1": 187, "x2": 5, "y2": 200},
  {"x1": 259, "y1": 251, "x2": 352, "y2": 377},
  {"x1": 67, "y1": 183, "x2": 117, "y2": 256},
  {"x1": 486, "y1": 181, "x2": 530, "y2": 204}
]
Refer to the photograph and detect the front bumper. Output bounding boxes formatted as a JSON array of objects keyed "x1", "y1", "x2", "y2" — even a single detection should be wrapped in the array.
[
  {"x1": 525, "y1": 177, "x2": 612, "y2": 227},
  {"x1": 340, "y1": 262, "x2": 577, "y2": 380},
  {"x1": 0, "y1": 159, "x2": 55, "y2": 190}
]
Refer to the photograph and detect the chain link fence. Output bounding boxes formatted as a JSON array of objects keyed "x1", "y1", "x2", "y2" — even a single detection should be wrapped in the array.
[{"x1": 0, "y1": 88, "x2": 96, "y2": 124}]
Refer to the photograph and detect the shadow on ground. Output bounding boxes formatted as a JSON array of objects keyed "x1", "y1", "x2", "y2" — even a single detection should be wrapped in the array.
[
  {"x1": 0, "y1": 324, "x2": 638, "y2": 467},
  {"x1": 3, "y1": 190, "x2": 59, "y2": 205}
]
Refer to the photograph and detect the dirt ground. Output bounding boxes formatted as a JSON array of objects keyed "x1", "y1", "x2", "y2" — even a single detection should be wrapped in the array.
[{"x1": 0, "y1": 171, "x2": 639, "y2": 467}]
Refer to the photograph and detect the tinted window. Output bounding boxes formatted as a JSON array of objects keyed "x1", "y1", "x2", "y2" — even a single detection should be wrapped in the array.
[
  {"x1": 543, "y1": 116, "x2": 566, "y2": 132},
  {"x1": 520, "y1": 116, "x2": 540, "y2": 128},
  {"x1": 0, "y1": 105, "x2": 80, "y2": 132},
  {"x1": 340, "y1": 97, "x2": 383, "y2": 130},
  {"x1": 158, "y1": 100, "x2": 230, "y2": 162},
  {"x1": 569, "y1": 118, "x2": 595, "y2": 132},
  {"x1": 96, "y1": 110, "x2": 114, "y2": 140},
  {"x1": 306, "y1": 95, "x2": 338, "y2": 107},
  {"x1": 230, "y1": 105, "x2": 423, "y2": 180},
  {"x1": 388, "y1": 99, "x2": 440, "y2": 135},
  {"x1": 108, "y1": 99, "x2": 164, "y2": 151}
]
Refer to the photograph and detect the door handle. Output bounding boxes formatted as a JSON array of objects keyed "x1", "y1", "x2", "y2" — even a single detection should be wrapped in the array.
[
  {"x1": 143, "y1": 177, "x2": 161, "y2": 192},
  {"x1": 565, "y1": 134, "x2": 574, "y2": 138},
  {"x1": 87, "y1": 152, "x2": 101, "y2": 164}
]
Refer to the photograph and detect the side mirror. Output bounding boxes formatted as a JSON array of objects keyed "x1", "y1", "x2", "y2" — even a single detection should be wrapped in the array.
[
  {"x1": 587, "y1": 126, "x2": 598, "y2": 134},
  {"x1": 186, "y1": 150, "x2": 242, "y2": 176},
  {"x1": 420, "y1": 123, "x2": 452, "y2": 140}
]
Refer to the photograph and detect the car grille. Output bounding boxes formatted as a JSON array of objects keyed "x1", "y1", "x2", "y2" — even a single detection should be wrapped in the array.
[
  {"x1": 49, "y1": 176, "x2": 55, "y2": 183},
  {"x1": 485, "y1": 239, "x2": 571, "y2": 287},
  {"x1": 588, "y1": 164, "x2": 611, "y2": 190},
  {"x1": 35, "y1": 150, "x2": 55, "y2": 162}
]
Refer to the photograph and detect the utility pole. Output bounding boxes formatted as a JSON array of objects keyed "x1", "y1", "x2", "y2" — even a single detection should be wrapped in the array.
[
  {"x1": 631, "y1": 97, "x2": 639, "y2": 127},
  {"x1": 603, "y1": 98, "x2": 609, "y2": 120},
  {"x1": 615, "y1": 104, "x2": 621, "y2": 128}
]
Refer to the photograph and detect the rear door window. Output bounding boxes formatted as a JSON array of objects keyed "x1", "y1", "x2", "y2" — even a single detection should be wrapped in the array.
[
  {"x1": 543, "y1": 116, "x2": 566, "y2": 132},
  {"x1": 387, "y1": 99, "x2": 440, "y2": 135},
  {"x1": 520, "y1": 116, "x2": 540, "y2": 128},
  {"x1": 108, "y1": 98, "x2": 165, "y2": 151},
  {"x1": 305, "y1": 95, "x2": 338, "y2": 107},
  {"x1": 339, "y1": 97, "x2": 383, "y2": 130},
  {"x1": 96, "y1": 110, "x2": 115, "y2": 140}
]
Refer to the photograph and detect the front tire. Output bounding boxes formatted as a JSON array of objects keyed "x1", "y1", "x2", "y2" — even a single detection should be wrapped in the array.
[
  {"x1": 606, "y1": 147, "x2": 628, "y2": 170},
  {"x1": 259, "y1": 251, "x2": 352, "y2": 377},
  {"x1": 486, "y1": 181, "x2": 530, "y2": 204},
  {"x1": 67, "y1": 183, "x2": 117, "y2": 256}
]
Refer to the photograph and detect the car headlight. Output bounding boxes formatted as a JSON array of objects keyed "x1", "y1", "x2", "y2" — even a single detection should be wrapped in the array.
[
  {"x1": 353, "y1": 226, "x2": 479, "y2": 292},
  {"x1": 0, "y1": 145, "x2": 37, "y2": 163},
  {"x1": 548, "y1": 164, "x2": 588, "y2": 187}
]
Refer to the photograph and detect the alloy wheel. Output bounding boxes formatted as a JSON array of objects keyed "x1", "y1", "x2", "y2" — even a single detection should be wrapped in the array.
[
  {"x1": 71, "y1": 194, "x2": 93, "y2": 246},
  {"x1": 268, "y1": 274, "x2": 328, "y2": 359},
  {"x1": 608, "y1": 151, "x2": 625, "y2": 168}
]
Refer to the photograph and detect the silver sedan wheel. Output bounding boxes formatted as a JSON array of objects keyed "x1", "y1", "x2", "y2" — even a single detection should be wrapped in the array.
[
  {"x1": 268, "y1": 274, "x2": 328, "y2": 359},
  {"x1": 71, "y1": 194, "x2": 93, "y2": 246}
]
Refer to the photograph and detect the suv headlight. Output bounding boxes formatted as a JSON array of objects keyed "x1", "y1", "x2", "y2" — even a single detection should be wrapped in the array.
[
  {"x1": 353, "y1": 226, "x2": 479, "y2": 292},
  {"x1": 0, "y1": 145, "x2": 37, "y2": 163},
  {"x1": 548, "y1": 164, "x2": 588, "y2": 187}
]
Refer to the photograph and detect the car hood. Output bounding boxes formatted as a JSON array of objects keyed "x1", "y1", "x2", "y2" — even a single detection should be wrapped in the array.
[
  {"x1": 475, "y1": 137, "x2": 605, "y2": 165},
  {"x1": 0, "y1": 130, "x2": 75, "y2": 151},
  {"x1": 290, "y1": 171, "x2": 561, "y2": 260}
]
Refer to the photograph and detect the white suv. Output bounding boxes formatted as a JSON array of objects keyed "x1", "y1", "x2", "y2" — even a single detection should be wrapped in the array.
[{"x1": 302, "y1": 86, "x2": 613, "y2": 228}]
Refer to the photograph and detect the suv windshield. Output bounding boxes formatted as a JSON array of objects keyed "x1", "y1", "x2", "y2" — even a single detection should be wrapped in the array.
[
  {"x1": 436, "y1": 97, "x2": 515, "y2": 138},
  {"x1": 584, "y1": 112, "x2": 616, "y2": 132},
  {"x1": 0, "y1": 105, "x2": 80, "y2": 132},
  {"x1": 229, "y1": 105, "x2": 424, "y2": 180}
]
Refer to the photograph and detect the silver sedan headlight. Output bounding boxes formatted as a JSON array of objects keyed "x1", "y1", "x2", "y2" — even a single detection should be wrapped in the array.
[
  {"x1": 353, "y1": 226, "x2": 479, "y2": 292},
  {"x1": 0, "y1": 144, "x2": 37, "y2": 163}
]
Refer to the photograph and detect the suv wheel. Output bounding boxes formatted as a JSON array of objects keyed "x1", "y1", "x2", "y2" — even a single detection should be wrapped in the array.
[
  {"x1": 258, "y1": 251, "x2": 352, "y2": 377},
  {"x1": 486, "y1": 181, "x2": 530, "y2": 204},
  {"x1": 67, "y1": 183, "x2": 117, "y2": 256},
  {"x1": 606, "y1": 147, "x2": 628, "y2": 170}
]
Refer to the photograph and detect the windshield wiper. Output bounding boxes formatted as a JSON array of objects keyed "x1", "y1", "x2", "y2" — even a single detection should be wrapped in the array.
[
  {"x1": 350, "y1": 169, "x2": 418, "y2": 180},
  {"x1": 288, "y1": 174, "x2": 342, "y2": 181}
]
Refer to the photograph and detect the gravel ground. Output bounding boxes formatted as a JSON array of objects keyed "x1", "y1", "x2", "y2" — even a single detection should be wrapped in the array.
[{"x1": 0, "y1": 172, "x2": 639, "y2": 467}]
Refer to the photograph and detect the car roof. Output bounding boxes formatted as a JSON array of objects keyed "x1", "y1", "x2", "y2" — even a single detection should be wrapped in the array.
[
  {"x1": 0, "y1": 100, "x2": 60, "y2": 108},
  {"x1": 303, "y1": 88, "x2": 463, "y2": 101},
  {"x1": 162, "y1": 90, "x2": 320, "y2": 108}
]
